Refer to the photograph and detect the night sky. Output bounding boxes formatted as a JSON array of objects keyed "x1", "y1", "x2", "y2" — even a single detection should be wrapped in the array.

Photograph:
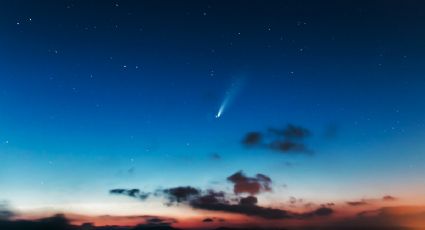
[{"x1": 1, "y1": 1, "x2": 425, "y2": 229}]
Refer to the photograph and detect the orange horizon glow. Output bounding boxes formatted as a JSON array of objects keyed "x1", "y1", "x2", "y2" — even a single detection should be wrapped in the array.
[{"x1": 11, "y1": 203, "x2": 425, "y2": 229}]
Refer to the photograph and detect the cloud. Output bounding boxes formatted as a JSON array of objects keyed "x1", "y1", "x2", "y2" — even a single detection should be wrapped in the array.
[
  {"x1": 242, "y1": 124, "x2": 313, "y2": 154},
  {"x1": 202, "y1": 218, "x2": 214, "y2": 222},
  {"x1": 269, "y1": 124, "x2": 311, "y2": 139},
  {"x1": 382, "y1": 195, "x2": 397, "y2": 201},
  {"x1": 109, "y1": 189, "x2": 150, "y2": 200},
  {"x1": 346, "y1": 201, "x2": 368, "y2": 206},
  {"x1": 333, "y1": 206, "x2": 425, "y2": 228},
  {"x1": 288, "y1": 196, "x2": 304, "y2": 206},
  {"x1": 0, "y1": 209, "x2": 13, "y2": 221},
  {"x1": 160, "y1": 186, "x2": 201, "y2": 205},
  {"x1": 142, "y1": 216, "x2": 178, "y2": 227},
  {"x1": 242, "y1": 132, "x2": 262, "y2": 145},
  {"x1": 227, "y1": 171, "x2": 272, "y2": 195},
  {"x1": 191, "y1": 193, "x2": 333, "y2": 220},
  {"x1": 305, "y1": 207, "x2": 334, "y2": 217},
  {"x1": 202, "y1": 217, "x2": 225, "y2": 223},
  {"x1": 346, "y1": 196, "x2": 398, "y2": 206},
  {"x1": 0, "y1": 214, "x2": 72, "y2": 230},
  {"x1": 191, "y1": 189, "x2": 333, "y2": 220},
  {"x1": 269, "y1": 140, "x2": 309, "y2": 153},
  {"x1": 191, "y1": 197, "x2": 293, "y2": 219},
  {"x1": 0, "y1": 214, "x2": 181, "y2": 230},
  {"x1": 108, "y1": 171, "x2": 333, "y2": 220},
  {"x1": 0, "y1": 202, "x2": 14, "y2": 220},
  {"x1": 239, "y1": 196, "x2": 258, "y2": 206},
  {"x1": 71, "y1": 212, "x2": 186, "y2": 229}
]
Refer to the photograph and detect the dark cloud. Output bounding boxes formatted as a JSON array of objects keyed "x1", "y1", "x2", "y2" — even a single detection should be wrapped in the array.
[
  {"x1": 382, "y1": 195, "x2": 397, "y2": 201},
  {"x1": 191, "y1": 190, "x2": 333, "y2": 220},
  {"x1": 0, "y1": 214, "x2": 72, "y2": 230},
  {"x1": 191, "y1": 194, "x2": 333, "y2": 220},
  {"x1": 191, "y1": 199, "x2": 293, "y2": 220},
  {"x1": 346, "y1": 196, "x2": 397, "y2": 207},
  {"x1": 298, "y1": 207, "x2": 334, "y2": 219},
  {"x1": 0, "y1": 202, "x2": 14, "y2": 220},
  {"x1": 110, "y1": 189, "x2": 150, "y2": 200},
  {"x1": 227, "y1": 171, "x2": 272, "y2": 195},
  {"x1": 269, "y1": 124, "x2": 311, "y2": 139},
  {"x1": 242, "y1": 124, "x2": 313, "y2": 154},
  {"x1": 288, "y1": 196, "x2": 303, "y2": 205},
  {"x1": 117, "y1": 189, "x2": 332, "y2": 220},
  {"x1": 311, "y1": 207, "x2": 334, "y2": 217},
  {"x1": 0, "y1": 209, "x2": 14, "y2": 221},
  {"x1": 161, "y1": 186, "x2": 201, "y2": 205},
  {"x1": 122, "y1": 224, "x2": 180, "y2": 230},
  {"x1": 193, "y1": 190, "x2": 228, "y2": 206},
  {"x1": 142, "y1": 216, "x2": 178, "y2": 227},
  {"x1": 202, "y1": 217, "x2": 225, "y2": 223},
  {"x1": 242, "y1": 132, "x2": 262, "y2": 145},
  {"x1": 346, "y1": 200, "x2": 368, "y2": 206},
  {"x1": 202, "y1": 218, "x2": 213, "y2": 222},
  {"x1": 269, "y1": 140, "x2": 309, "y2": 153},
  {"x1": 0, "y1": 214, "x2": 181, "y2": 230},
  {"x1": 188, "y1": 193, "x2": 292, "y2": 220},
  {"x1": 239, "y1": 196, "x2": 258, "y2": 206},
  {"x1": 108, "y1": 172, "x2": 333, "y2": 220}
]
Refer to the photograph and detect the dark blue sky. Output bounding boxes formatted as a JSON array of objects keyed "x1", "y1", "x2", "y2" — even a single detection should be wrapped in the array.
[{"x1": 1, "y1": 1, "x2": 425, "y2": 227}]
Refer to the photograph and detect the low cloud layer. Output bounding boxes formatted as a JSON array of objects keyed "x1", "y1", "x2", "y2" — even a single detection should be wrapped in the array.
[
  {"x1": 0, "y1": 214, "x2": 73, "y2": 230},
  {"x1": 333, "y1": 206, "x2": 425, "y2": 228},
  {"x1": 346, "y1": 200, "x2": 368, "y2": 206},
  {"x1": 109, "y1": 171, "x2": 333, "y2": 220},
  {"x1": 160, "y1": 185, "x2": 333, "y2": 220},
  {"x1": 346, "y1": 196, "x2": 398, "y2": 206},
  {"x1": 142, "y1": 216, "x2": 178, "y2": 227},
  {"x1": 202, "y1": 217, "x2": 225, "y2": 223},
  {"x1": 382, "y1": 195, "x2": 397, "y2": 201},
  {"x1": 0, "y1": 214, "x2": 180, "y2": 230},
  {"x1": 0, "y1": 202, "x2": 14, "y2": 221}
]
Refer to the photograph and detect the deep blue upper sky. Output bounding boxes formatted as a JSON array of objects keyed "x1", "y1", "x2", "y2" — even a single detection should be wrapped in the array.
[{"x1": 1, "y1": 0, "x2": 425, "y2": 217}]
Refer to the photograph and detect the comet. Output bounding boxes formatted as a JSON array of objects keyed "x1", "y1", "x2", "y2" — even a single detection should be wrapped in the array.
[
  {"x1": 215, "y1": 96, "x2": 229, "y2": 118},
  {"x1": 215, "y1": 77, "x2": 244, "y2": 119},
  {"x1": 215, "y1": 109, "x2": 222, "y2": 119}
]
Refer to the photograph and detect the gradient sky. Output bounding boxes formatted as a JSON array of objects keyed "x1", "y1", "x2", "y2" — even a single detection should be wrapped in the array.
[{"x1": 1, "y1": 0, "x2": 425, "y2": 228}]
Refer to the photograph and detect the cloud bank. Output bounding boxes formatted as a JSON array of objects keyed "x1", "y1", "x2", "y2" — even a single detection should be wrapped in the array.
[{"x1": 109, "y1": 171, "x2": 333, "y2": 220}]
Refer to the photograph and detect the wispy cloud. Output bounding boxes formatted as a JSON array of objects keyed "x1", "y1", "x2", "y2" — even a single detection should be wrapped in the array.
[{"x1": 109, "y1": 189, "x2": 150, "y2": 200}]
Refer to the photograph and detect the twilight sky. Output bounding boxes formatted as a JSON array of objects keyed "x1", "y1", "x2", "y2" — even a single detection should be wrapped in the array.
[{"x1": 1, "y1": 1, "x2": 425, "y2": 229}]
